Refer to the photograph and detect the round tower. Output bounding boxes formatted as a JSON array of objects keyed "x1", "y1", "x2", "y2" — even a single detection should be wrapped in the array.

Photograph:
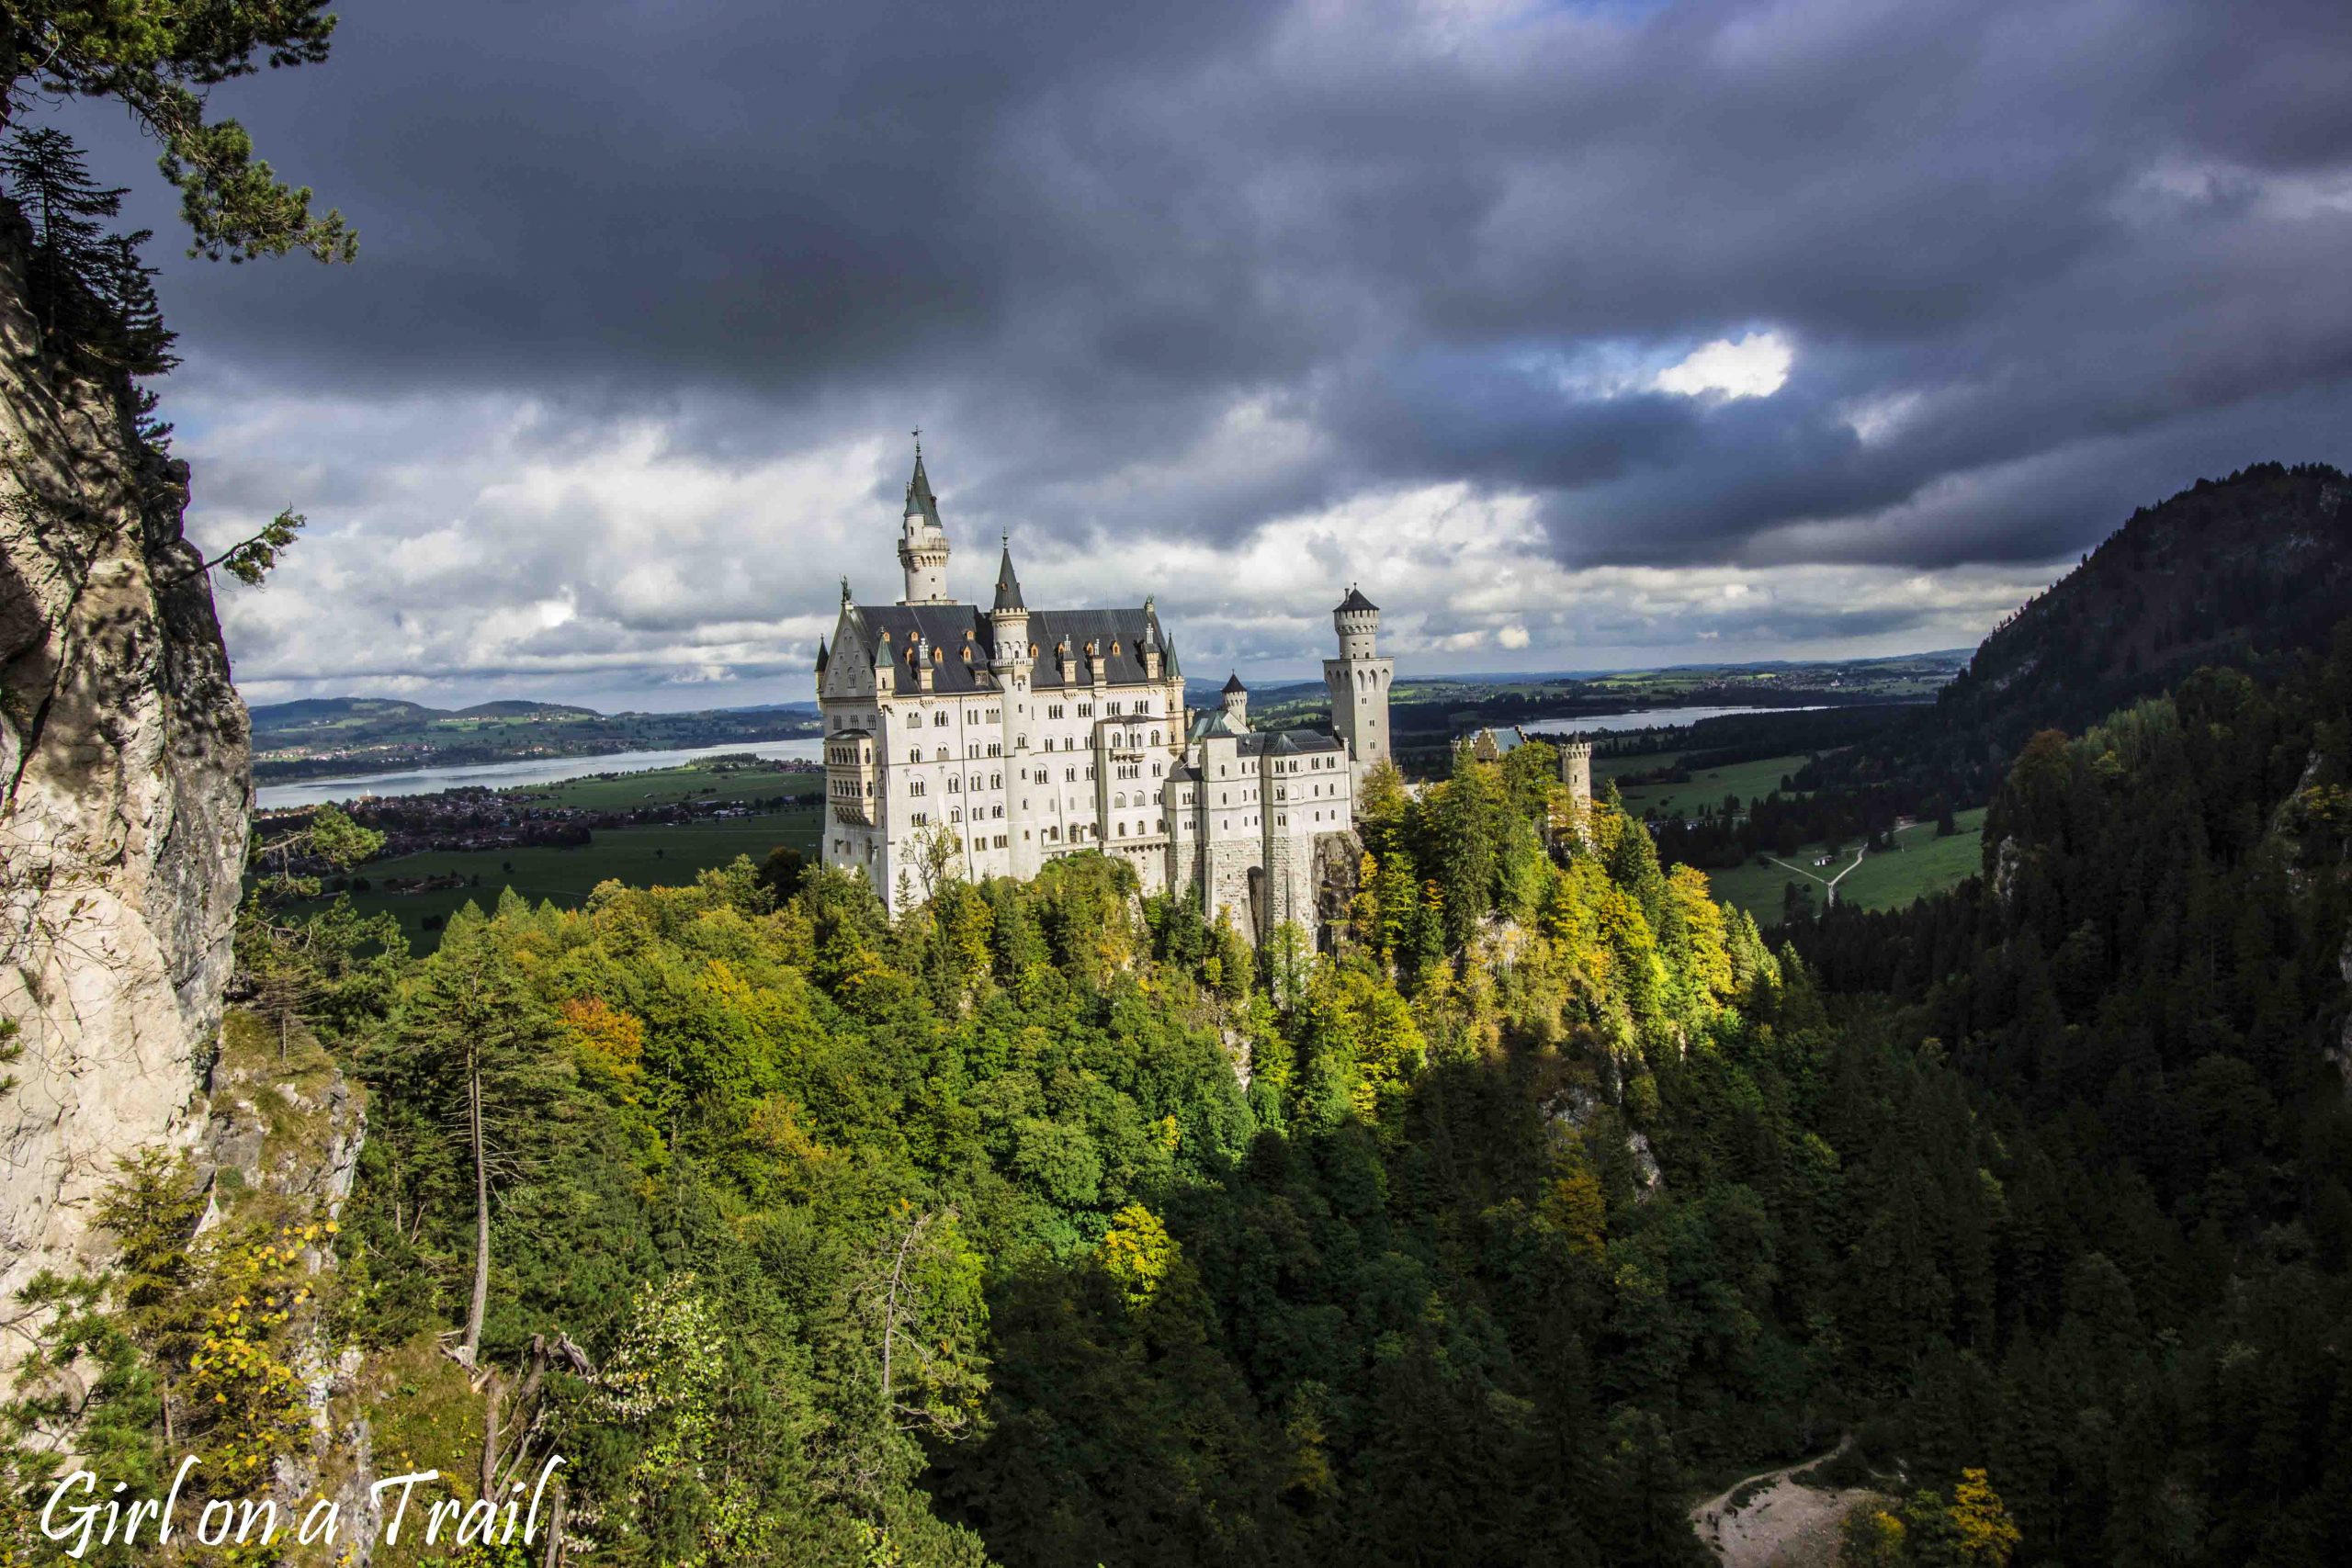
[
  {"x1": 897, "y1": 442, "x2": 952, "y2": 604},
  {"x1": 1221, "y1": 671, "x2": 1250, "y2": 728},
  {"x1": 1323, "y1": 584, "x2": 1393, "y2": 781},
  {"x1": 1560, "y1": 738, "x2": 1593, "y2": 807}
]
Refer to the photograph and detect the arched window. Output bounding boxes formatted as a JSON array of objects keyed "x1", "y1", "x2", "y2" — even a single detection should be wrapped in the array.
[
  {"x1": 907, "y1": 748, "x2": 920, "y2": 763},
  {"x1": 935, "y1": 747, "x2": 948, "y2": 761},
  {"x1": 933, "y1": 711, "x2": 948, "y2": 727}
]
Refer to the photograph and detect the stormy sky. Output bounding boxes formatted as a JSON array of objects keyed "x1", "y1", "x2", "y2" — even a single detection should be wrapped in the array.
[{"x1": 40, "y1": 0, "x2": 2352, "y2": 709}]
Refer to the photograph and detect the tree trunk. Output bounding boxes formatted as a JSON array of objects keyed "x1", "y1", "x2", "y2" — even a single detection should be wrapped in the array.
[
  {"x1": 480, "y1": 1369, "x2": 502, "y2": 1497},
  {"x1": 540, "y1": 1486, "x2": 566, "y2": 1568},
  {"x1": 462, "y1": 1047, "x2": 489, "y2": 1364}
]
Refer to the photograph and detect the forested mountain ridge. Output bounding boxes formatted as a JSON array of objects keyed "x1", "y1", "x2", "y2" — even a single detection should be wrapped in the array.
[
  {"x1": 1812, "y1": 462, "x2": 2350, "y2": 804},
  {"x1": 1789, "y1": 629, "x2": 2352, "y2": 1564}
]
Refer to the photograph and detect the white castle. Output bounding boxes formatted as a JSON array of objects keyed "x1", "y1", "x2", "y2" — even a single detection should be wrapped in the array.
[{"x1": 816, "y1": 448, "x2": 1393, "y2": 941}]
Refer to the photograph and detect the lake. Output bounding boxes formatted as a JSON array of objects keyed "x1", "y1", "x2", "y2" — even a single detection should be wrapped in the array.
[
  {"x1": 1521, "y1": 704, "x2": 1827, "y2": 737},
  {"x1": 256, "y1": 737, "x2": 829, "y2": 810}
]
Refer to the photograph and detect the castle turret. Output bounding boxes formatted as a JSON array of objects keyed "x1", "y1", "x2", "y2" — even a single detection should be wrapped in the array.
[
  {"x1": 1559, "y1": 738, "x2": 1592, "y2": 807},
  {"x1": 1221, "y1": 671, "x2": 1249, "y2": 729},
  {"x1": 897, "y1": 443, "x2": 952, "y2": 604},
  {"x1": 989, "y1": 536, "x2": 1030, "y2": 677},
  {"x1": 1323, "y1": 584, "x2": 1393, "y2": 781}
]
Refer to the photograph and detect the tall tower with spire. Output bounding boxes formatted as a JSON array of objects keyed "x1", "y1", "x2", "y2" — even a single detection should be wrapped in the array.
[
  {"x1": 1323, "y1": 585, "x2": 1393, "y2": 782},
  {"x1": 898, "y1": 438, "x2": 951, "y2": 604}
]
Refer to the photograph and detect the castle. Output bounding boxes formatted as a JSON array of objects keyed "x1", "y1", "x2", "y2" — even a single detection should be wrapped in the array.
[{"x1": 816, "y1": 449, "x2": 1392, "y2": 940}]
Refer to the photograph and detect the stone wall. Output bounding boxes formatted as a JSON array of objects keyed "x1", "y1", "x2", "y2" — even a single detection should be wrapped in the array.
[{"x1": 0, "y1": 207, "x2": 252, "y2": 1367}]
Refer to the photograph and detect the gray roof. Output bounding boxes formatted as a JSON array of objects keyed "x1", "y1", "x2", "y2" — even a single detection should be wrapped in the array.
[
  {"x1": 904, "y1": 453, "x2": 939, "y2": 524},
  {"x1": 992, "y1": 543, "x2": 1025, "y2": 612},
  {"x1": 1240, "y1": 729, "x2": 1345, "y2": 756},
  {"x1": 1337, "y1": 586, "x2": 1378, "y2": 614},
  {"x1": 849, "y1": 601, "x2": 1169, "y2": 694},
  {"x1": 1222, "y1": 671, "x2": 1247, "y2": 694}
]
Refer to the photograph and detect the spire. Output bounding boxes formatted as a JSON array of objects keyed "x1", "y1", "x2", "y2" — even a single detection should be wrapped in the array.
[
  {"x1": 1223, "y1": 671, "x2": 1247, "y2": 694},
  {"x1": 1337, "y1": 584, "x2": 1378, "y2": 614},
  {"x1": 993, "y1": 534, "x2": 1026, "y2": 613},
  {"x1": 815, "y1": 634, "x2": 830, "y2": 675},
  {"x1": 904, "y1": 443, "x2": 939, "y2": 525}
]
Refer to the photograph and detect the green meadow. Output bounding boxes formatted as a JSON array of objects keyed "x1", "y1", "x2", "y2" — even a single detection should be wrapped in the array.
[
  {"x1": 1700, "y1": 807, "x2": 1988, "y2": 928},
  {"x1": 308, "y1": 757, "x2": 826, "y2": 951},
  {"x1": 1610, "y1": 752, "x2": 1812, "y2": 820}
]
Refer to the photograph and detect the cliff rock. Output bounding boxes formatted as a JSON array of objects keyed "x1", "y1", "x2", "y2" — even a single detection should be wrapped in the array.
[{"x1": 0, "y1": 208, "x2": 251, "y2": 1361}]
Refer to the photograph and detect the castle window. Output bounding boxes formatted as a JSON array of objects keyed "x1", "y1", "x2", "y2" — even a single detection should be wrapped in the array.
[
  {"x1": 935, "y1": 747, "x2": 949, "y2": 761},
  {"x1": 947, "y1": 776, "x2": 959, "y2": 791},
  {"x1": 1079, "y1": 702, "x2": 1093, "y2": 717},
  {"x1": 933, "y1": 711, "x2": 948, "y2": 727},
  {"x1": 1117, "y1": 822, "x2": 1126, "y2": 837},
  {"x1": 949, "y1": 807, "x2": 962, "y2": 822},
  {"x1": 908, "y1": 749, "x2": 920, "y2": 763},
  {"x1": 911, "y1": 811, "x2": 929, "y2": 826},
  {"x1": 1065, "y1": 767, "x2": 1077, "y2": 782},
  {"x1": 911, "y1": 780, "x2": 925, "y2": 796}
]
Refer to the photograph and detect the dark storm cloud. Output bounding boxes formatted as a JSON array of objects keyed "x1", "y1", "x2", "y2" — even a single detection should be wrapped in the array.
[{"x1": 32, "y1": 0, "x2": 2352, "y2": 702}]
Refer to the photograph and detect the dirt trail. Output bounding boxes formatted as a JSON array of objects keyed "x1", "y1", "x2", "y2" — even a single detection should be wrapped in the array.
[{"x1": 1690, "y1": 1438, "x2": 1876, "y2": 1568}]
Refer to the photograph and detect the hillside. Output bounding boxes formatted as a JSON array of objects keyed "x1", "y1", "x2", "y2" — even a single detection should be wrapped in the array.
[{"x1": 1817, "y1": 462, "x2": 2351, "y2": 800}]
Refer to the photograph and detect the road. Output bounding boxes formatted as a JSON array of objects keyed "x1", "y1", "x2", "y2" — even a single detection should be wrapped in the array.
[{"x1": 1690, "y1": 1438, "x2": 1860, "y2": 1567}]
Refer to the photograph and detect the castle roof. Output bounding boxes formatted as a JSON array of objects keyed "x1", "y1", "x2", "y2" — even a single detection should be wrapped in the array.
[
  {"x1": 904, "y1": 451, "x2": 940, "y2": 525},
  {"x1": 1222, "y1": 671, "x2": 1248, "y2": 694},
  {"x1": 992, "y1": 541, "x2": 1025, "y2": 613},
  {"x1": 1337, "y1": 585, "x2": 1378, "y2": 614},
  {"x1": 846, "y1": 601, "x2": 1170, "y2": 694}
]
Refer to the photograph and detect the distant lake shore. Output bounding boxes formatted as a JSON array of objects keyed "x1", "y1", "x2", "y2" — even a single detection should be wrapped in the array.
[{"x1": 256, "y1": 738, "x2": 830, "y2": 810}]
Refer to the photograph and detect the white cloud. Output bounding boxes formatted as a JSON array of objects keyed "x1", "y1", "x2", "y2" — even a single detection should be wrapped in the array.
[
  {"x1": 1654, "y1": 332, "x2": 1794, "y2": 400},
  {"x1": 194, "y1": 389, "x2": 2052, "y2": 710}
]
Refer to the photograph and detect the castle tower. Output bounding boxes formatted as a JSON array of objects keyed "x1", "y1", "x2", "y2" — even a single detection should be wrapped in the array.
[
  {"x1": 897, "y1": 443, "x2": 951, "y2": 604},
  {"x1": 988, "y1": 535, "x2": 1030, "y2": 660},
  {"x1": 1220, "y1": 671, "x2": 1249, "y2": 728},
  {"x1": 1323, "y1": 585, "x2": 1393, "y2": 780},
  {"x1": 1560, "y1": 738, "x2": 1592, "y2": 807}
]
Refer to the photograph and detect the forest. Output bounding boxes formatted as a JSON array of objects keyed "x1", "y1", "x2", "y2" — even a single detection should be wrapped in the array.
[{"x1": 6, "y1": 620, "x2": 2344, "y2": 1566}]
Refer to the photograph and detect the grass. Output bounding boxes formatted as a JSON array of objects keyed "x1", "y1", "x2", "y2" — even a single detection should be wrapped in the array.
[
  {"x1": 322, "y1": 808, "x2": 822, "y2": 953},
  {"x1": 506, "y1": 757, "x2": 821, "y2": 811},
  {"x1": 1700, "y1": 807, "x2": 1988, "y2": 928},
  {"x1": 1612, "y1": 752, "x2": 1811, "y2": 821}
]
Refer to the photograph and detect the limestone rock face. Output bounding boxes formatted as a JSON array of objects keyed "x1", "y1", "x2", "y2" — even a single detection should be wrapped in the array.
[{"x1": 0, "y1": 210, "x2": 251, "y2": 1359}]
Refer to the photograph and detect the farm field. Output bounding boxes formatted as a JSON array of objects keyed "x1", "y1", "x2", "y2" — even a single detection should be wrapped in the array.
[
  {"x1": 318, "y1": 808, "x2": 821, "y2": 952},
  {"x1": 506, "y1": 757, "x2": 821, "y2": 810},
  {"x1": 1612, "y1": 752, "x2": 1812, "y2": 820},
  {"x1": 1699, "y1": 807, "x2": 1987, "y2": 928}
]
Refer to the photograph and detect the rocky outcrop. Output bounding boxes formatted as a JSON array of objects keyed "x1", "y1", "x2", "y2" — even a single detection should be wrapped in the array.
[{"x1": 0, "y1": 206, "x2": 251, "y2": 1366}]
